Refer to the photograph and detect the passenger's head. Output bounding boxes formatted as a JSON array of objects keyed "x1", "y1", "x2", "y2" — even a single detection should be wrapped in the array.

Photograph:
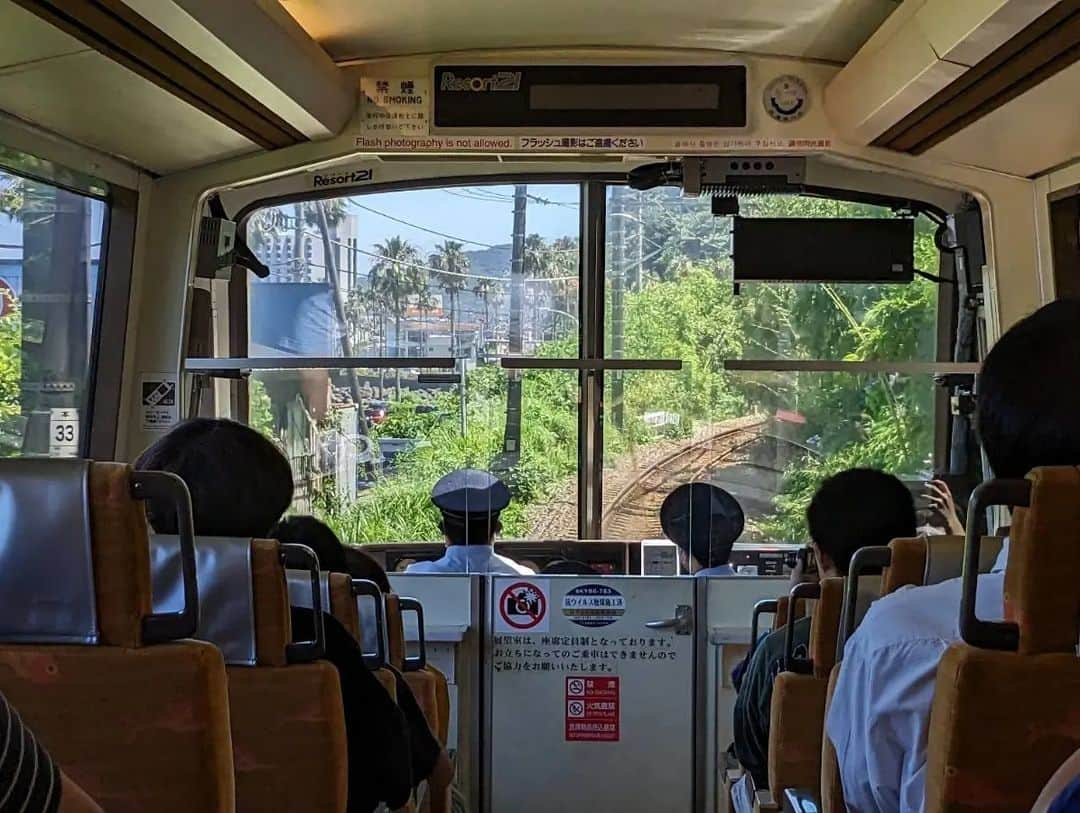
[
  {"x1": 660, "y1": 482, "x2": 744, "y2": 571},
  {"x1": 269, "y1": 515, "x2": 347, "y2": 573},
  {"x1": 441, "y1": 513, "x2": 502, "y2": 547},
  {"x1": 431, "y1": 469, "x2": 509, "y2": 547},
  {"x1": 806, "y1": 468, "x2": 916, "y2": 578},
  {"x1": 134, "y1": 418, "x2": 293, "y2": 537},
  {"x1": 977, "y1": 299, "x2": 1080, "y2": 478},
  {"x1": 343, "y1": 547, "x2": 392, "y2": 594}
]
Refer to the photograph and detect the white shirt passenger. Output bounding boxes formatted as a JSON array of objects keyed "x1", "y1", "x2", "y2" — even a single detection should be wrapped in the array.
[
  {"x1": 404, "y1": 544, "x2": 535, "y2": 575},
  {"x1": 825, "y1": 542, "x2": 1010, "y2": 813},
  {"x1": 695, "y1": 564, "x2": 736, "y2": 577}
]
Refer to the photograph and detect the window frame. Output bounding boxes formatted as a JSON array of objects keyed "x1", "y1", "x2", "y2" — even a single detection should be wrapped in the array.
[
  {"x1": 0, "y1": 151, "x2": 135, "y2": 460},
  {"x1": 223, "y1": 173, "x2": 960, "y2": 541}
]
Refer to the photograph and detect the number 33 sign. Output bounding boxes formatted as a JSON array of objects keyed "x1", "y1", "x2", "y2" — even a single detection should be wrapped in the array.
[{"x1": 49, "y1": 408, "x2": 79, "y2": 457}]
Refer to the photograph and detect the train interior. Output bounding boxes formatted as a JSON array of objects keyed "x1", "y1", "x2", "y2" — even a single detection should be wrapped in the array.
[{"x1": 0, "y1": 0, "x2": 1078, "y2": 811}]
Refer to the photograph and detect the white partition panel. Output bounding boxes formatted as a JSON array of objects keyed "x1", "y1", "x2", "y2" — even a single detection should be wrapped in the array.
[
  {"x1": 703, "y1": 576, "x2": 788, "y2": 813},
  {"x1": 486, "y1": 576, "x2": 699, "y2": 813},
  {"x1": 389, "y1": 573, "x2": 483, "y2": 811}
]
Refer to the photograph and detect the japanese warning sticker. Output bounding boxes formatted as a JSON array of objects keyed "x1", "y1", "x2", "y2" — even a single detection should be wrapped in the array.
[
  {"x1": 360, "y1": 77, "x2": 429, "y2": 137},
  {"x1": 496, "y1": 580, "x2": 549, "y2": 634},
  {"x1": 562, "y1": 584, "x2": 625, "y2": 628},
  {"x1": 565, "y1": 676, "x2": 620, "y2": 742},
  {"x1": 141, "y1": 373, "x2": 178, "y2": 431}
]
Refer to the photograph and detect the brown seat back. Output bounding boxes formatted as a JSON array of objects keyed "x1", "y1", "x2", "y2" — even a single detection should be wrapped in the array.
[
  {"x1": 767, "y1": 578, "x2": 844, "y2": 800},
  {"x1": 882, "y1": 536, "x2": 927, "y2": 594},
  {"x1": 229, "y1": 537, "x2": 347, "y2": 813},
  {"x1": 925, "y1": 467, "x2": 1080, "y2": 813},
  {"x1": 820, "y1": 664, "x2": 844, "y2": 813},
  {"x1": 0, "y1": 460, "x2": 234, "y2": 813},
  {"x1": 922, "y1": 535, "x2": 1004, "y2": 586}
]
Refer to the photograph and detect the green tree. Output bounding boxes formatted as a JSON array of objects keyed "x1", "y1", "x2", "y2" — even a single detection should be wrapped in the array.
[
  {"x1": 472, "y1": 277, "x2": 500, "y2": 348},
  {"x1": 370, "y1": 236, "x2": 424, "y2": 399},
  {"x1": 429, "y1": 240, "x2": 469, "y2": 356}
]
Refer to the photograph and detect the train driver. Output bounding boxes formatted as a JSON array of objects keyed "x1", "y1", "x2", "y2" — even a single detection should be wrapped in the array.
[
  {"x1": 660, "y1": 481, "x2": 744, "y2": 577},
  {"x1": 405, "y1": 469, "x2": 535, "y2": 575}
]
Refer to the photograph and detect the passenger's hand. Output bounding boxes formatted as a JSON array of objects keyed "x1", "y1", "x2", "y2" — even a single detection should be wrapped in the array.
[
  {"x1": 788, "y1": 547, "x2": 816, "y2": 591},
  {"x1": 926, "y1": 479, "x2": 964, "y2": 535}
]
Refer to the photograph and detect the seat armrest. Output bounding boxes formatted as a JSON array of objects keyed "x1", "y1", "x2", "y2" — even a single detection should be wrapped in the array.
[
  {"x1": 754, "y1": 789, "x2": 779, "y2": 812},
  {"x1": 783, "y1": 787, "x2": 821, "y2": 813}
]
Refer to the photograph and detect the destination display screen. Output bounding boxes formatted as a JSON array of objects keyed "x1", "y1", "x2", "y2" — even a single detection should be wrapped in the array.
[{"x1": 433, "y1": 65, "x2": 747, "y2": 129}]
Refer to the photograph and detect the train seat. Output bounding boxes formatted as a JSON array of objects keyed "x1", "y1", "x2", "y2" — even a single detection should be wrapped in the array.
[
  {"x1": 881, "y1": 536, "x2": 928, "y2": 594},
  {"x1": 925, "y1": 467, "x2": 1080, "y2": 812},
  {"x1": 0, "y1": 459, "x2": 234, "y2": 813},
  {"x1": 766, "y1": 577, "x2": 845, "y2": 803},
  {"x1": 923, "y1": 535, "x2": 1004, "y2": 586},
  {"x1": 153, "y1": 536, "x2": 347, "y2": 813}
]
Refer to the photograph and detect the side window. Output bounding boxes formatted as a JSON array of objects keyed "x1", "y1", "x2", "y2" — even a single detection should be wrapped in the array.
[{"x1": 0, "y1": 170, "x2": 107, "y2": 457}]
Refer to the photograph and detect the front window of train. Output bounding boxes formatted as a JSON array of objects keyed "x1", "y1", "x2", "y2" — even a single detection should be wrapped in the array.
[
  {"x1": 601, "y1": 188, "x2": 940, "y2": 544},
  {"x1": 244, "y1": 183, "x2": 941, "y2": 547}
]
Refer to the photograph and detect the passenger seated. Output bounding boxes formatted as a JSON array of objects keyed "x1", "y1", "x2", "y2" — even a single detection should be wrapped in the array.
[
  {"x1": 0, "y1": 690, "x2": 102, "y2": 813},
  {"x1": 732, "y1": 468, "x2": 916, "y2": 798},
  {"x1": 826, "y1": 299, "x2": 1080, "y2": 813},
  {"x1": 660, "y1": 481, "x2": 744, "y2": 576},
  {"x1": 405, "y1": 469, "x2": 534, "y2": 574},
  {"x1": 134, "y1": 418, "x2": 415, "y2": 813},
  {"x1": 269, "y1": 515, "x2": 452, "y2": 790}
]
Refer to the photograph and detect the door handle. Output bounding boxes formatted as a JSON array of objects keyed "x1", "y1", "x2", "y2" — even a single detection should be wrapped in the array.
[{"x1": 645, "y1": 604, "x2": 693, "y2": 635}]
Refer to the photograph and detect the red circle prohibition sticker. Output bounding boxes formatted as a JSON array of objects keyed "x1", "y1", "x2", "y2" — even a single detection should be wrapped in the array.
[{"x1": 499, "y1": 582, "x2": 547, "y2": 630}]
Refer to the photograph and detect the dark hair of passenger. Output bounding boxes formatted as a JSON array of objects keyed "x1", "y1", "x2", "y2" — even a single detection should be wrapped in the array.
[
  {"x1": 806, "y1": 468, "x2": 916, "y2": 574},
  {"x1": 441, "y1": 512, "x2": 501, "y2": 547},
  {"x1": 133, "y1": 418, "x2": 293, "y2": 537},
  {"x1": 541, "y1": 559, "x2": 599, "y2": 575},
  {"x1": 976, "y1": 299, "x2": 1080, "y2": 479},
  {"x1": 269, "y1": 515, "x2": 348, "y2": 574},
  {"x1": 343, "y1": 547, "x2": 392, "y2": 594}
]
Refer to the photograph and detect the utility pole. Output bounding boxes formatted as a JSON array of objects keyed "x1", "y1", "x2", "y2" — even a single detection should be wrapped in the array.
[
  {"x1": 498, "y1": 184, "x2": 528, "y2": 468},
  {"x1": 635, "y1": 190, "x2": 645, "y2": 292},
  {"x1": 315, "y1": 203, "x2": 364, "y2": 413},
  {"x1": 610, "y1": 187, "x2": 626, "y2": 431}
]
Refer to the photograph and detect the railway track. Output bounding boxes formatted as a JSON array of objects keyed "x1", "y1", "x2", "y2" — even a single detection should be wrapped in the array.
[
  {"x1": 525, "y1": 416, "x2": 767, "y2": 539},
  {"x1": 601, "y1": 417, "x2": 766, "y2": 540}
]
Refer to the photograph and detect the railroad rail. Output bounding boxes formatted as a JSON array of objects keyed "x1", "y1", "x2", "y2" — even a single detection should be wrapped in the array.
[{"x1": 600, "y1": 418, "x2": 767, "y2": 540}]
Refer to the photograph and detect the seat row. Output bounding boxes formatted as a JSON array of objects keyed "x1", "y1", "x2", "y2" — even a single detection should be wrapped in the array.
[
  {"x1": 0, "y1": 458, "x2": 448, "y2": 813},
  {"x1": 730, "y1": 465, "x2": 1080, "y2": 813}
]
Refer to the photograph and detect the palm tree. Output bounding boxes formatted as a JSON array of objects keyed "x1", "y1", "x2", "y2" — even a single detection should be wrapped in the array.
[
  {"x1": 369, "y1": 236, "x2": 424, "y2": 399},
  {"x1": 547, "y1": 235, "x2": 579, "y2": 338},
  {"x1": 429, "y1": 240, "x2": 470, "y2": 357},
  {"x1": 472, "y1": 277, "x2": 500, "y2": 350},
  {"x1": 522, "y1": 233, "x2": 549, "y2": 344}
]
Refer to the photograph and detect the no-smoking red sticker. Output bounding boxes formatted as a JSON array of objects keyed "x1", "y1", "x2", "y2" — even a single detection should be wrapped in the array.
[
  {"x1": 497, "y1": 581, "x2": 548, "y2": 632},
  {"x1": 565, "y1": 676, "x2": 620, "y2": 742}
]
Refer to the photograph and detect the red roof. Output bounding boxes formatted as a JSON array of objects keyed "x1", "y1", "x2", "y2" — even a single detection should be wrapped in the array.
[{"x1": 775, "y1": 409, "x2": 807, "y2": 425}]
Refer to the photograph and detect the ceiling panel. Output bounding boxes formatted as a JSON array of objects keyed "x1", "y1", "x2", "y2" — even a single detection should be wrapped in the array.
[
  {"x1": 926, "y1": 59, "x2": 1080, "y2": 178},
  {"x1": 0, "y1": 0, "x2": 88, "y2": 69},
  {"x1": 277, "y1": 0, "x2": 900, "y2": 63},
  {"x1": 0, "y1": 50, "x2": 259, "y2": 173}
]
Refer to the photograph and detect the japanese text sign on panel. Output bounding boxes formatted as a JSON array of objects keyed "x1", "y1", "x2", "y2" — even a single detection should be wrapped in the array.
[
  {"x1": 565, "y1": 676, "x2": 620, "y2": 742},
  {"x1": 141, "y1": 373, "x2": 178, "y2": 432},
  {"x1": 360, "y1": 77, "x2": 429, "y2": 136}
]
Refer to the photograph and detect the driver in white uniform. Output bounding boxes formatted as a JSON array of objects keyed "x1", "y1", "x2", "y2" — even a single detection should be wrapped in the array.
[{"x1": 405, "y1": 468, "x2": 534, "y2": 575}]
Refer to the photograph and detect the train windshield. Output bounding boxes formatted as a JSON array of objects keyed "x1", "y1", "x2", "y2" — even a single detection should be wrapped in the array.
[{"x1": 244, "y1": 181, "x2": 944, "y2": 545}]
